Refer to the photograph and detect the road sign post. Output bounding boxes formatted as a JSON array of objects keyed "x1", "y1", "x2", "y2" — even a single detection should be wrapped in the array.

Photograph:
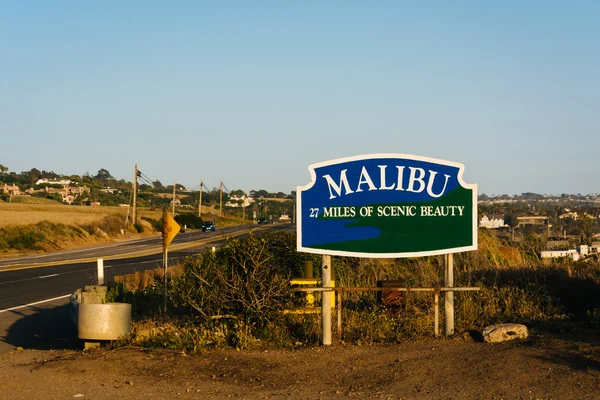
[
  {"x1": 97, "y1": 258, "x2": 104, "y2": 285},
  {"x1": 162, "y1": 208, "x2": 181, "y2": 316}
]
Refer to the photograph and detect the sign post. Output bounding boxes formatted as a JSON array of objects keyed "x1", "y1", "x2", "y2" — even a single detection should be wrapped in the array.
[
  {"x1": 162, "y1": 208, "x2": 181, "y2": 315},
  {"x1": 445, "y1": 253, "x2": 454, "y2": 335},
  {"x1": 296, "y1": 154, "x2": 477, "y2": 343},
  {"x1": 97, "y1": 258, "x2": 104, "y2": 285},
  {"x1": 321, "y1": 254, "x2": 332, "y2": 345}
]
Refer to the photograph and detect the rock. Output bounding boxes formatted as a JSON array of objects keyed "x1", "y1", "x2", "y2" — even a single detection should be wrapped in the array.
[
  {"x1": 483, "y1": 323, "x2": 528, "y2": 343},
  {"x1": 16, "y1": 346, "x2": 24, "y2": 351}
]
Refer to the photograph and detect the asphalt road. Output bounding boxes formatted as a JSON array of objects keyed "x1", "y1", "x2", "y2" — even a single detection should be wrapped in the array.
[
  {"x1": 0, "y1": 223, "x2": 288, "y2": 310},
  {"x1": 0, "y1": 223, "x2": 290, "y2": 353}
]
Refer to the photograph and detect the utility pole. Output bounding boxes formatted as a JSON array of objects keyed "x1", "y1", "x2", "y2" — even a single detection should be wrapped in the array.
[
  {"x1": 219, "y1": 181, "x2": 223, "y2": 216},
  {"x1": 172, "y1": 182, "x2": 176, "y2": 215},
  {"x1": 132, "y1": 164, "x2": 138, "y2": 226},
  {"x1": 198, "y1": 181, "x2": 203, "y2": 217}
]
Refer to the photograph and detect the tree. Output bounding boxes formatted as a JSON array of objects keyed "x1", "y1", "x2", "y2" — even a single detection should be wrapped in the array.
[
  {"x1": 0, "y1": 164, "x2": 8, "y2": 175},
  {"x1": 40, "y1": 170, "x2": 60, "y2": 179},
  {"x1": 230, "y1": 189, "x2": 246, "y2": 197},
  {"x1": 95, "y1": 168, "x2": 113, "y2": 181},
  {"x1": 21, "y1": 168, "x2": 41, "y2": 186},
  {"x1": 152, "y1": 180, "x2": 164, "y2": 190}
]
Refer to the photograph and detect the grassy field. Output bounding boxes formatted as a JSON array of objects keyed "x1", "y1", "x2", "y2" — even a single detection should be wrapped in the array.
[
  {"x1": 0, "y1": 200, "x2": 252, "y2": 255},
  {"x1": 0, "y1": 202, "x2": 163, "y2": 228}
]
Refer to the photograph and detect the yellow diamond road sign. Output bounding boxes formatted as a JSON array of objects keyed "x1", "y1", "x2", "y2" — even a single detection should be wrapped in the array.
[{"x1": 162, "y1": 211, "x2": 180, "y2": 251}]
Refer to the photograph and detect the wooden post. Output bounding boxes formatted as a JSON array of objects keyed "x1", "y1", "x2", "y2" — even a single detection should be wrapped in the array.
[
  {"x1": 337, "y1": 288, "x2": 342, "y2": 338},
  {"x1": 97, "y1": 258, "x2": 104, "y2": 285},
  {"x1": 219, "y1": 181, "x2": 223, "y2": 216},
  {"x1": 163, "y1": 250, "x2": 168, "y2": 316},
  {"x1": 132, "y1": 164, "x2": 138, "y2": 226},
  {"x1": 321, "y1": 254, "x2": 332, "y2": 346},
  {"x1": 172, "y1": 182, "x2": 176, "y2": 215},
  {"x1": 198, "y1": 181, "x2": 203, "y2": 217},
  {"x1": 444, "y1": 253, "x2": 454, "y2": 336},
  {"x1": 434, "y1": 290, "x2": 439, "y2": 336}
]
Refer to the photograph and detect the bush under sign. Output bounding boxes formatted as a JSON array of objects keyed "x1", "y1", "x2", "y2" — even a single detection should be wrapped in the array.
[{"x1": 296, "y1": 154, "x2": 478, "y2": 258}]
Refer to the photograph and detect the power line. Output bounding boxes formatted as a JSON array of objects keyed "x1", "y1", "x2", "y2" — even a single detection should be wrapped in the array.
[{"x1": 222, "y1": 182, "x2": 231, "y2": 194}]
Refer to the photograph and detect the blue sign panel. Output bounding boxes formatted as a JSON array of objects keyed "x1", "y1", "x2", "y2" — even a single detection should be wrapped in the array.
[{"x1": 296, "y1": 154, "x2": 478, "y2": 258}]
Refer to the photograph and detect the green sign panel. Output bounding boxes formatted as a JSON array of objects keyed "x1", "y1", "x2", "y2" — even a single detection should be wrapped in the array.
[{"x1": 296, "y1": 154, "x2": 478, "y2": 258}]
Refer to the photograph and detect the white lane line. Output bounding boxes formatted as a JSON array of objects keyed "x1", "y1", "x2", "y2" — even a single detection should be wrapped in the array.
[
  {"x1": 38, "y1": 273, "x2": 59, "y2": 279},
  {"x1": 0, "y1": 294, "x2": 71, "y2": 314}
]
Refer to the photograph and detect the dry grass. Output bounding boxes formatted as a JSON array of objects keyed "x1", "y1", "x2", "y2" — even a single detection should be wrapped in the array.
[{"x1": 0, "y1": 202, "x2": 163, "y2": 227}]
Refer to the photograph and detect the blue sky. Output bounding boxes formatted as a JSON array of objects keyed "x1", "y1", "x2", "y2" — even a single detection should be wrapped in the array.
[{"x1": 1, "y1": 1, "x2": 598, "y2": 195}]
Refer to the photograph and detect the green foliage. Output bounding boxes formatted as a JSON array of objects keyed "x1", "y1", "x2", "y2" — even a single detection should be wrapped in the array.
[
  {"x1": 142, "y1": 216, "x2": 162, "y2": 231},
  {"x1": 0, "y1": 221, "x2": 86, "y2": 252},
  {"x1": 174, "y1": 213, "x2": 203, "y2": 229},
  {"x1": 171, "y1": 233, "x2": 294, "y2": 327},
  {"x1": 108, "y1": 282, "x2": 164, "y2": 318},
  {"x1": 79, "y1": 215, "x2": 126, "y2": 236},
  {"x1": 109, "y1": 229, "x2": 600, "y2": 352}
]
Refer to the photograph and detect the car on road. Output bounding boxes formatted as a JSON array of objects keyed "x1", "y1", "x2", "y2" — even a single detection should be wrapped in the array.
[
  {"x1": 257, "y1": 217, "x2": 268, "y2": 224},
  {"x1": 202, "y1": 220, "x2": 216, "y2": 232}
]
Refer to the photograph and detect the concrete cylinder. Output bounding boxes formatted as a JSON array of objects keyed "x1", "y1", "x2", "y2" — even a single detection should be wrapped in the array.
[{"x1": 78, "y1": 303, "x2": 132, "y2": 340}]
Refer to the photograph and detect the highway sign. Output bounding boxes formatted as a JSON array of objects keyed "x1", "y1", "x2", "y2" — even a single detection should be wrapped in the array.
[{"x1": 296, "y1": 154, "x2": 477, "y2": 258}]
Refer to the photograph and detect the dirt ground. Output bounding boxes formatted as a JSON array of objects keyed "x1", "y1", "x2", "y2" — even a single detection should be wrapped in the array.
[{"x1": 1, "y1": 326, "x2": 599, "y2": 400}]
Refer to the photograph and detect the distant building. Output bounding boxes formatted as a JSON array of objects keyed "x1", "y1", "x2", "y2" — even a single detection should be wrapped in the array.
[
  {"x1": 541, "y1": 249, "x2": 579, "y2": 261},
  {"x1": 1, "y1": 184, "x2": 20, "y2": 196},
  {"x1": 35, "y1": 178, "x2": 72, "y2": 186},
  {"x1": 40, "y1": 185, "x2": 90, "y2": 204},
  {"x1": 225, "y1": 195, "x2": 254, "y2": 208},
  {"x1": 559, "y1": 211, "x2": 579, "y2": 220},
  {"x1": 100, "y1": 188, "x2": 119, "y2": 194},
  {"x1": 517, "y1": 216, "x2": 548, "y2": 226},
  {"x1": 479, "y1": 215, "x2": 507, "y2": 229}
]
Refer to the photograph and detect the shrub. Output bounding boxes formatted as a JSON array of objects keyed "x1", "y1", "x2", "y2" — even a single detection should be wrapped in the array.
[
  {"x1": 142, "y1": 217, "x2": 161, "y2": 231},
  {"x1": 133, "y1": 222, "x2": 144, "y2": 233},
  {"x1": 174, "y1": 213, "x2": 203, "y2": 229},
  {"x1": 171, "y1": 233, "x2": 294, "y2": 327},
  {"x1": 79, "y1": 215, "x2": 126, "y2": 236},
  {"x1": 108, "y1": 229, "x2": 600, "y2": 352},
  {"x1": 0, "y1": 221, "x2": 87, "y2": 252}
]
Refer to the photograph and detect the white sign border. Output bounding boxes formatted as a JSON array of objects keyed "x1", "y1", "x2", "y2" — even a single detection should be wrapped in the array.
[{"x1": 296, "y1": 153, "x2": 478, "y2": 258}]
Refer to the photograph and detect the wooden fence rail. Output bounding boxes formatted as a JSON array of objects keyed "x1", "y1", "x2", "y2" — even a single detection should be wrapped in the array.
[{"x1": 292, "y1": 286, "x2": 480, "y2": 337}]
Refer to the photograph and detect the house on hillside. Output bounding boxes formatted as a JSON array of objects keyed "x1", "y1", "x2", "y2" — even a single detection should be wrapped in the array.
[
  {"x1": 479, "y1": 214, "x2": 507, "y2": 229},
  {"x1": 35, "y1": 178, "x2": 72, "y2": 186},
  {"x1": 42, "y1": 185, "x2": 90, "y2": 204},
  {"x1": 225, "y1": 194, "x2": 254, "y2": 208},
  {"x1": 1, "y1": 184, "x2": 20, "y2": 196},
  {"x1": 100, "y1": 188, "x2": 120, "y2": 194},
  {"x1": 517, "y1": 216, "x2": 548, "y2": 226},
  {"x1": 541, "y1": 249, "x2": 580, "y2": 261},
  {"x1": 559, "y1": 211, "x2": 579, "y2": 220}
]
